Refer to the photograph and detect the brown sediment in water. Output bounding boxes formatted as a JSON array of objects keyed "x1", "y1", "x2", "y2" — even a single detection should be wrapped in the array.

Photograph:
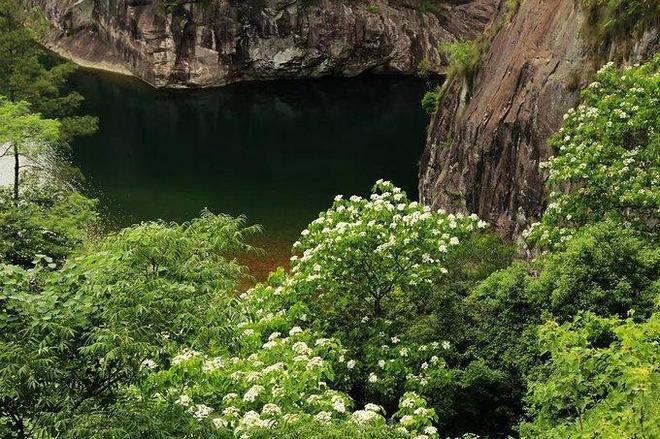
[{"x1": 237, "y1": 236, "x2": 292, "y2": 290}]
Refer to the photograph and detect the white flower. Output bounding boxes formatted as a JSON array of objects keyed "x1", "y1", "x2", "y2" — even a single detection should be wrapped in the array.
[
  {"x1": 332, "y1": 399, "x2": 346, "y2": 413},
  {"x1": 400, "y1": 415, "x2": 415, "y2": 426},
  {"x1": 223, "y1": 393, "x2": 238, "y2": 403},
  {"x1": 292, "y1": 341, "x2": 311, "y2": 355},
  {"x1": 364, "y1": 403, "x2": 381, "y2": 413},
  {"x1": 190, "y1": 404, "x2": 214, "y2": 421},
  {"x1": 176, "y1": 394, "x2": 192, "y2": 407},
  {"x1": 243, "y1": 385, "x2": 264, "y2": 402},
  {"x1": 352, "y1": 409, "x2": 379, "y2": 425},
  {"x1": 421, "y1": 362, "x2": 428, "y2": 370},
  {"x1": 268, "y1": 332, "x2": 281, "y2": 341},
  {"x1": 262, "y1": 403, "x2": 281, "y2": 416},
  {"x1": 424, "y1": 426, "x2": 438, "y2": 434},
  {"x1": 391, "y1": 336, "x2": 400, "y2": 344},
  {"x1": 172, "y1": 349, "x2": 201, "y2": 365},
  {"x1": 306, "y1": 356, "x2": 324, "y2": 370},
  {"x1": 401, "y1": 398, "x2": 415, "y2": 408},
  {"x1": 314, "y1": 411, "x2": 332, "y2": 424},
  {"x1": 442, "y1": 341, "x2": 451, "y2": 350},
  {"x1": 289, "y1": 326, "x2": 303, "y2": 336},
  {"x1": 347, "y1": 359, "x2": 356, "y2": 369},
  {"x1": 212, "y1": 417, "x2": 227, "y2": 429},
  {"x1": 140, "y1": 359, "x2": 157, "y2": 370},
  {"x1": 449, "y1": 237, "x2": 459, "y2": 245},
  {"x1": 378, "y1": 360, "x2": 385, "y2": 368},
  {"x1": 222, "y1": 406, "x2": 240, "y2": 418},
  {"x1": 202, "y1": 357, "x2": 224, "y2": 373},
  {"x1": 368, "y1": 373, "x2": 378, "y2": 383}
]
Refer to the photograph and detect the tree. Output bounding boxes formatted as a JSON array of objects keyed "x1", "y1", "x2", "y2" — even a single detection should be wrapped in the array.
[
  {"x1": 289, "y1": 180, "x2": 488, "y2": 334},
  {"x1": 0, "y1": 0, "x2": 97, "y2": 190},
  {"x1": 0, "y1": 99, "x2": 59, "y2": 200},
  {"x1": 0, "y1": 212, "x2": 258, "y2": 437},
  {"x1": 0, "y1": 0, "x2": 97, "y2": 139}
]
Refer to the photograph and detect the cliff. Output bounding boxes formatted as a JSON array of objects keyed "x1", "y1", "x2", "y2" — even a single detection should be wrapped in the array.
[
  {"x1": 418, "y1": 0, "x2": 659, "y2": 236},
  {"x1": 26, "y1": 0, "x2": 497, "y2": 88}
]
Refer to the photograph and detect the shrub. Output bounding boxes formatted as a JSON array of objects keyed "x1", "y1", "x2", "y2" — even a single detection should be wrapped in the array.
[
  {"x1": 581, "y1": 0, "x2": 660, "y2": 44},
  {"x1": 0, "y1": 183, "x2": 98, "y2": 267},
  {"x1": 421, "y1": 87, "x2": 443, "y2": 115},
  {"x1": 520, "y1": 310, "x2": 660, "y2": 438},
  {"x1": 537, "y1": 221, "x2": 659, "y2": 320},
  {"x1": 441, "y1": 39, "x2": 482, "y2": 85},
  {"x1": 0, "y1": 212, "x2": 258, "y2": 436},
  {"x1": 527, "y1": 56, "x2": 660, "y2": 248}
]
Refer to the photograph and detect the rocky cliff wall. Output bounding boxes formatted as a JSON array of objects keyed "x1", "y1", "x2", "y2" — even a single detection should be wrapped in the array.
[
  {"x1": 418, "y1": 0, "x2": 659, "y2": 236},
  {"x1": 26, "y1": 0, "x2": 497, "y2": 88}
]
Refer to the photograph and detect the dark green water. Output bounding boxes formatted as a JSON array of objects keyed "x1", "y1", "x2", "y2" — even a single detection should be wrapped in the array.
[{"x1": 70, "y1": 70, "x2": 429, "y2": 274}]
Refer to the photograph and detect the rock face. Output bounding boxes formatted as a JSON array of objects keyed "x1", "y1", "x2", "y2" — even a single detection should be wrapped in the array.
[
  {"x1": 419, "y1": 0, "x2": 659, "y2": 236},
  {"x1": 26, "y1": 0, "x2": 497, "y2": 87}
]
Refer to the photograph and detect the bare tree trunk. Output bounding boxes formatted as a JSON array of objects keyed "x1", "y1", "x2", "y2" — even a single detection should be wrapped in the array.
[{"x1": 13, "y1": 143, "x2": 19, "y2": 201}]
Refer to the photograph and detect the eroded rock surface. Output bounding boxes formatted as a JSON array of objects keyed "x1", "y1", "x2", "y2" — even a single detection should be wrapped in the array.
[
  {"x1": 26, "y1": 0, "x2": 497, "y2": 87},
  {"x1": 419, "y1": 0, "x2": 659, "y2": 236}
]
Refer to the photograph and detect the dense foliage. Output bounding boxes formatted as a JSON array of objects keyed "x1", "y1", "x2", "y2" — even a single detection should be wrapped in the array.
[{"x1": 520, "y1": 310, "x2": 659, "y2": 438}]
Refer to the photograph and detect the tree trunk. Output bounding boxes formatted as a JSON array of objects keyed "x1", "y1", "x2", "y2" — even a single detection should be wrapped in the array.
[{"x1": 13, "y1": 143, "x2": 19, "y2": 201}]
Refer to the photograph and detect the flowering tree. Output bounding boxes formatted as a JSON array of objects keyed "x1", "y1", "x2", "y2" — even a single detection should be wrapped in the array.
[
  {"x1": 528, "y1": 56, "x2": 659, "y2": 247},
  {"x1": 94, "y1": 274, "x2": 442, "y2": 438},
  {"x1": 290, "y1": 180, "x2": 487, "y2": 331}
]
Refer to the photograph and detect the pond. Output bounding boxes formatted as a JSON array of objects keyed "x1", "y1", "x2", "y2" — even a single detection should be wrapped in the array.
[{"x1": 70, "y1": 70, "x2": 429, "y2": 279}]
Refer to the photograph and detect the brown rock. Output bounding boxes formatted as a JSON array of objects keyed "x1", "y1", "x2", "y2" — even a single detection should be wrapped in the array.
[{"x1": 26, "y1": 0, "x2": 497, "y2": 88}]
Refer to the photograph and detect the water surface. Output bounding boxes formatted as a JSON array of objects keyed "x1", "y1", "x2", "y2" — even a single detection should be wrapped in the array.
[{"x1": 70, "y1": 71, "x2": 428, "y2": 278}]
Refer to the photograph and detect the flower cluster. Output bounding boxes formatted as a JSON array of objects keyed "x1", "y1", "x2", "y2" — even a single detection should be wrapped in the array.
[
  {"x1": 362, "y1": 336, "x2": 451, "y2": 399},
  {"x1": 527, "y1": 56, "x2": 659, "y2": 248}
]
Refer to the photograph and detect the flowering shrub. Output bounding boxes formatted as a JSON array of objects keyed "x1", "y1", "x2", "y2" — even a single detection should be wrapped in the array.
[
  {"x1": 115, "y1": 272, "x2": 442, "y2": 438},
  {"x1": 290, "y1": 180, "x2": 487, "y2": 333},
  {"x1": 527, "y1": 56, "x2": 659, "y2": 248}
]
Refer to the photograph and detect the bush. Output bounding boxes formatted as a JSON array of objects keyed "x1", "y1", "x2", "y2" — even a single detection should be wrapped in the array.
[
  {"x1": 520, "y1": 310, "x2": 660, "y2": 438},
  {"x1": 441, "y1": 39, "x2": 482, "y2": 85},
  {"x1": 0, "y1": 183, "x2": 98, "y2": 267},
  {"x1": 421, "y1": 87, "x2": 443, "y2": 115},
  {"x1": 581, "y1": 0, "x2": 660, "y2": 44},
  {"x1": 537, "y1": 221, "x2": 659, "y2": 320},
  {"x1": 527, "y1": 56, "x2": 660, "y2": 248}
]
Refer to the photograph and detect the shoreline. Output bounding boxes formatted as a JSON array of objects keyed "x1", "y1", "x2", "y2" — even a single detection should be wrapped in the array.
[{"x1": 46, "y1": 44, "x2": 136, "y2": 79}]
